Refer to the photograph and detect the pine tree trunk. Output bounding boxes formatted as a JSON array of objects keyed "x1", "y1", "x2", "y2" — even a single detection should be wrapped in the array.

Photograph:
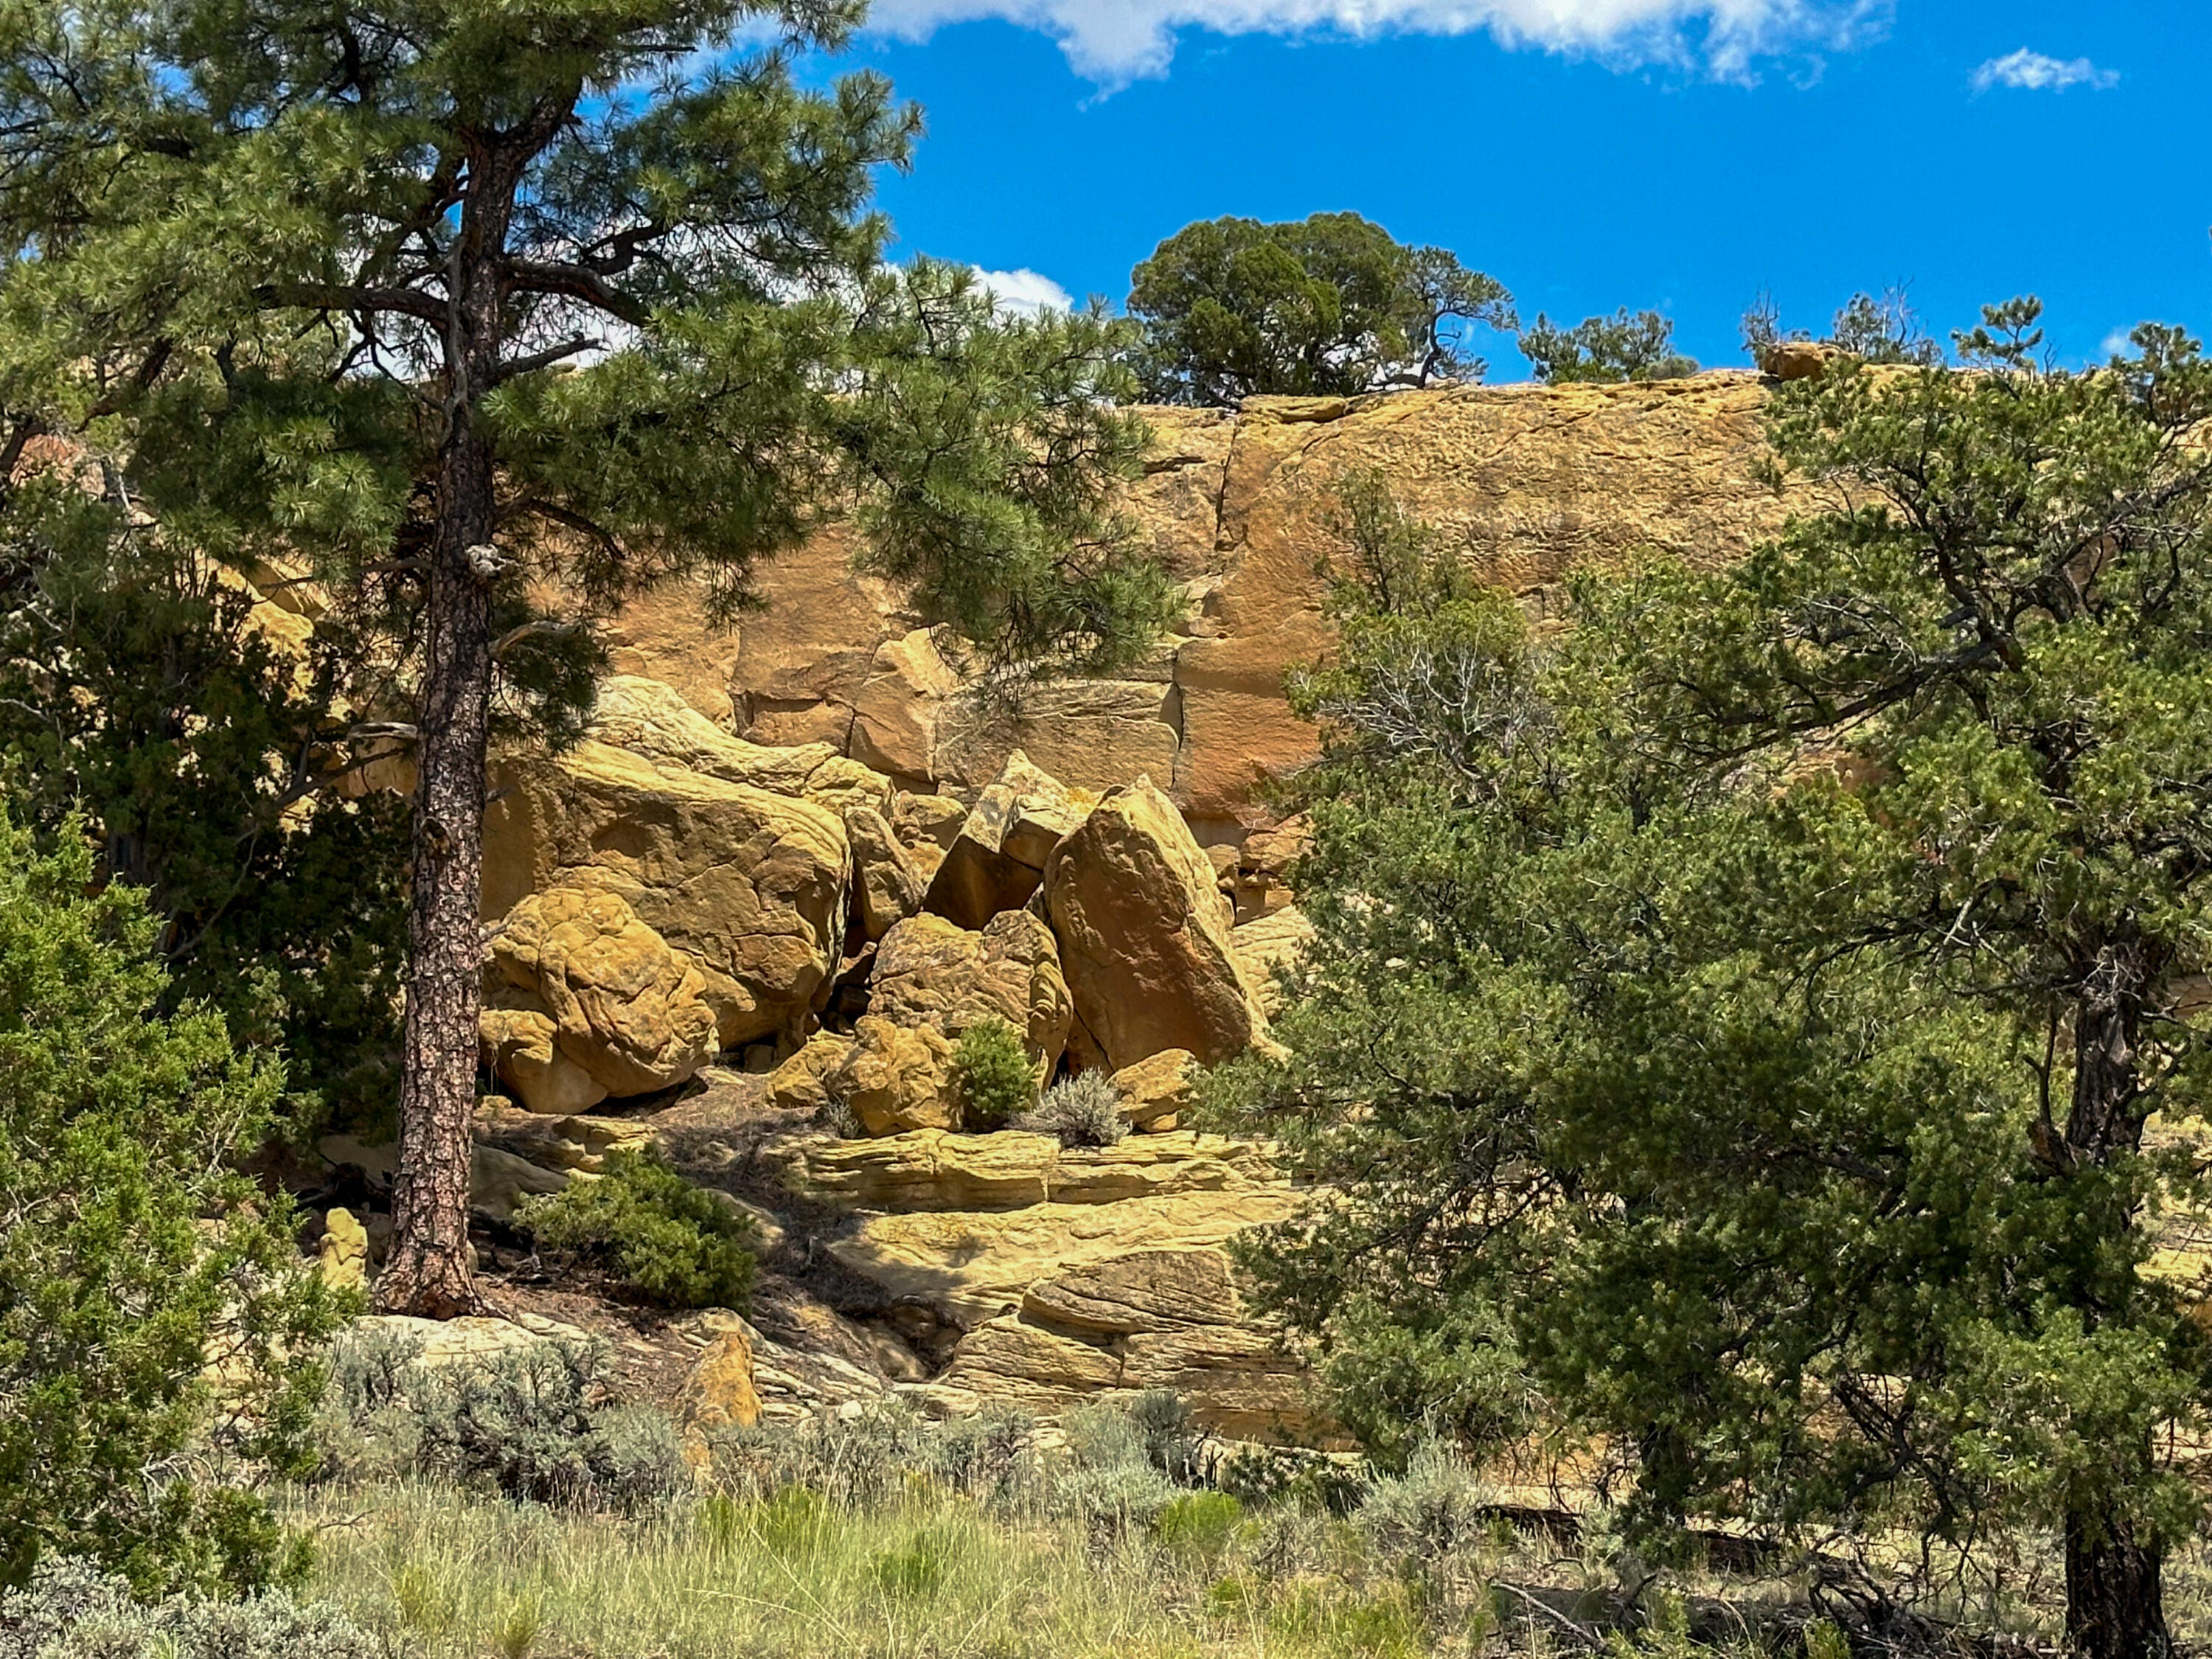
[
  {"x1": 2065, "y1": 1503, "x2": 2167, "y2": 1659},
  {"x1": 2055, "y1": 963, "x2": 2172, "y2": 1659},
  {"x1": 374, "y1": 428, "x2": 496, "y2": 1317}
]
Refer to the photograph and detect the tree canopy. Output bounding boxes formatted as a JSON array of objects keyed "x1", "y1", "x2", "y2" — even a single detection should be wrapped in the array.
[
  {"x1": 1208, "y1": 305, "x2": 2212, "y2": 1659},
  {"x1": 1127, "y1": 212, "x2": 1513, "y2": 406}
]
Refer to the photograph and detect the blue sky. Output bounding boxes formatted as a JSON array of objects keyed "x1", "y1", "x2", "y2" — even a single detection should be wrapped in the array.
[{"x1": 796, "y1": 1, "x2": 2209, "y2": 378}]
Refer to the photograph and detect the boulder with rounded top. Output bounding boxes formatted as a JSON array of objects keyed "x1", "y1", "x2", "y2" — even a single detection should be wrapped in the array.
[
  {"x1": 1044, "y1": 776, "x2": 1267, "y2": 1069},
  {"x1": 493, "y1": 884, "x2": 717, "y2": 1097},
  {"x1": 870, "y1": 910, "x2": 1072, "y2": 1083},
  {"x1": 828, "y1": 1015, "x2": 958, "y2": 1136}
]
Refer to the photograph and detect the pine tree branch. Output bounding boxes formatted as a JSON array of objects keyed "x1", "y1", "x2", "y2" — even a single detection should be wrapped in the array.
[
  {"x1": 254, "y1": 282, "x2": 445, "y2": 323},
  {"x1": 499, "y1": 260, "x2": 652, "y2": 329}
]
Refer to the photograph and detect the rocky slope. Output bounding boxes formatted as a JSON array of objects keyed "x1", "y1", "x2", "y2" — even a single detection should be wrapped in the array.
[{"x1": 327, "y1": 372, "x2": 1804, "y2": 1447}]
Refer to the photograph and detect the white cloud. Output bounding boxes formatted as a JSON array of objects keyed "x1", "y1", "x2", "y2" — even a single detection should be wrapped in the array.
[
  {"x1": 971, "y1": 266, "x2": 1077, "y2": 316},
  {"x1": 867, "y1": 0, "x2": 1888, "y2": 85},
  {"x1": 1970, "y1": 48, "x2": 2118, "y2": 93}
]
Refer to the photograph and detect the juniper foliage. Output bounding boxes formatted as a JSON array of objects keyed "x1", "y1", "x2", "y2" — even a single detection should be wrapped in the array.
[{"x1": 1209, "y1": 306, "x2": 2212, "y2": 1659}]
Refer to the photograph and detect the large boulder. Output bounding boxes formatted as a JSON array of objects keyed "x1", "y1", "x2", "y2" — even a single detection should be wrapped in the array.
[
  {"x1": 479, "y1": 1001, "x2": 609, "y2": 1116},
  {"x1": 490, "y1": 885, "x2": 717, "y2": 1099},
  {"x1": 827, "y1": 1015, "x2": 957, "y2": 1137},
  {"x1": 1228, "y1": 906, "x2": 1315, "y2": 1020},
  {"x1": 870, "y1": 911, "x2": 1072, "y2": 1083},
  {"x1": 1108, "y1": 1048, "x2": 1194, "y2": 1133},
  {"x1": 483, "y1": 740, "x2": 849, "y2": 1048},
  {"x1": 924, "y1": 751, "x2": 1091, "y2": 929},
  {"x1": 1043, "y1": 776, "x2": 1267, "y2": 1070}
]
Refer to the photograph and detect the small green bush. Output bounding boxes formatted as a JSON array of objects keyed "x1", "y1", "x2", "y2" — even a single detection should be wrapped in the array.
[
  {"x1": 1018, "y1": 1071, "x2": 1124, "y2": 1147},
  {"x1": 518, "y1": 1144, "x2": 757, "y2": 1309},
  {"x1": 950, "y1": 1019, "x2": 1034, "y2": 1131},
  {"x1": 0, "y1": 1557, "x2": 398, "y2": 1658},
  {"x1": 1355, "y1": 1439, "x2": 1491, "y2": 1562}
]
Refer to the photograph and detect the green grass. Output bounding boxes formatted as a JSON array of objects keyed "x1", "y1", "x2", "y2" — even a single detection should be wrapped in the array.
[{"x1": 288, "y1": 1480, "x2": 1505, "y2": 1659}]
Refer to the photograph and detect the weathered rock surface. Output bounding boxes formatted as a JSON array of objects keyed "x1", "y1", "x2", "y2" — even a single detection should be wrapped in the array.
[
  {"x1": 321, "y1": 1134, "x2": 571, "y2": 1223},
  {"x1": 490, "y1": 885, "x2": 717, "y2": 1099},
  {"x1": 845, "y1": 806, "x2": 925, "y2": 942},
  {"x1": 1045, "y1": 778, "x2": 1266, "y2": 1070},
  {"x1": 588, "y1": 674, "x2": 890, "y2": 816},
  {"x1": 479, "y1": 1001, "x2": 610, "y2": 1116},
  {"x1": 829, "y1": 1015, "x2": 957, "y2": 1136},
  {"x1": 763, "y1": 1031, "x2": 854, "y2": 1115},
  {"x1": 319, "y1": 1207, "x2": 369, "y2": 1289},
  {"x1": 1230, "y1": 906, "x2": 1315, "y2": 1019},
  {"x1": 793, "y1": 1128, "x2": 1276, "y2": 1213},
  {"x1": 598, "y1": 383, "x2": 1805, "y2": 838},
  {"x1": 678, "y1": 1325, "x2": 762, "y2": 1435},
  {"x1": 827, "y1": 1188, "x2": 1302, "y2": 1328},
  {"x1": 351, "y1": 1311, "x2": 594, "y2": 1367},
  {"x1": 870, "y1": 911, "x2": 1072, "y2": 1083},
  {"x1": 483, "y1": 739, "x2": 849, "y2": 1048},
  {"x1": 933, "y1": 1247, "x2": 1335, "y2": 1444},
  {"x1": 1108, "y1": 1048, "x2": 1195, "y2": 1133},
  {"x1": 925, "y1": 752, "x2": 1092, "y2": 930},
  {"x1": 473, "y1": 1104, "x2": 657, "y2": 1174}
]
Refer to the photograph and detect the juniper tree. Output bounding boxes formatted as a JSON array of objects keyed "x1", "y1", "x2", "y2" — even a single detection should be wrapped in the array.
[
  {"x1": 0, "y1": 813, "x2": 340, "y2": 1593},
  {"x1": 1127, "y1": 212, "x2": 1513, "y2": 405},
  {"x1": 1209, "y1": 307, "x2": 2212, "y2": 1658},
  {"x1": 0, "y1": 1, "x2": 1175, "y2": 1315}
]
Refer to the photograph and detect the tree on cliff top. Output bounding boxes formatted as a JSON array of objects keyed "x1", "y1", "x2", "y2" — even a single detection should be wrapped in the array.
[
  {"x1": 1127, "y1": 213, "x2": 1514, "y2": 406},
  {"x1": 1209, "y1": 304, "x2": 2212, "y2": 1658},
  {"x1": 1517, "y1": 307, "x2": 1698, "y2": 383},
  {"x1": 0, "y1": 0, "x2": 1179, "y2": 1317}
]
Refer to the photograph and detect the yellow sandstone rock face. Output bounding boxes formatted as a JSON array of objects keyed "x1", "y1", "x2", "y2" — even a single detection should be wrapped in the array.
[{"x1": 599, "y1": 380, "x2": 1805, "y2": 838}]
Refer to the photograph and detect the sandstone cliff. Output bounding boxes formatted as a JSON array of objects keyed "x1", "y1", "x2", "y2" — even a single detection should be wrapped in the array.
[{"x1": 603, "y1": 373, "x2": 1804, "y2": 841}]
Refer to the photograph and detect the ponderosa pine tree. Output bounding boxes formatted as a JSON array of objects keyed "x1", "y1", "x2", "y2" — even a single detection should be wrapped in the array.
[
  {"x1": 0, "y1": 0, "x2": 1175, "y2": 1316},
  {"x1": 1208, "y1": 307, "x2": 2212, "y2": 1658}
]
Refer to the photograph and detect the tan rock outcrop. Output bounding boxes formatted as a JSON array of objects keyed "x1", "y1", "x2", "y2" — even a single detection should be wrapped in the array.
[
  {"x1": 1229, "y1": 907, "x2": 1315, "y2": 1020},
  {"x1": 828, "y1": 1188, "x2": 1302, "y2": 1328},
  {"x1": 651, "y1": 381, "x2": 1804, "y2": 841},
  {"x1": 588, "y1": 674, "x2": 892, "y2": 817},
  {"x1": 925, "y1": 752, "x2": 1092, "y2": 929},
  {"x1": 850, "y1": 628, "x2": 960, "y2": 782},
  {"x1": 491, "y1": 885, "x2": 717, "y2": 1099},
  {"x1": 319, "y1": 1207, "x2": 369, "y2": 1289},
  {"x1": 479, "y1": 1002, "x2": 609, "y2": 1116},
  {"x1": 764, "y1": 1031, "x2": 855, "y2": 1115},
  {"x1": 793, "y1": 1128, "x2": 1276, "y2": 1213},
  {"x1": 870, "y1": 911, "x2": 1072, "y2": 1082},
  {"x1": 473, "y1": 1103, "x2": 657, "y2": 1174},
  {"x1": 936, "y1": 1315, "x2": 1121, "y2": 1407},
  {"x1": 483, "y1": 739, "x2": 849, "y2": 1048},
  {"x1": 892, "y1": 791, "x2": 970, "y2": 852},
  {"x1": 1107, "y1": 1048, "x2": 1194, "y2": 1133},
  {"x1": 679, "y1": 1326, "x2": 762, "y2": 1434},
  {"x1": 845, "y1": 806, "x2": 924, "y2": 942},
  {"x1": 1044, "y1": 777, "x2": 1266, "y2": 1070},
  {"x1": 933, "y1": 679, "x2": 1179, "y2": 797}
]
